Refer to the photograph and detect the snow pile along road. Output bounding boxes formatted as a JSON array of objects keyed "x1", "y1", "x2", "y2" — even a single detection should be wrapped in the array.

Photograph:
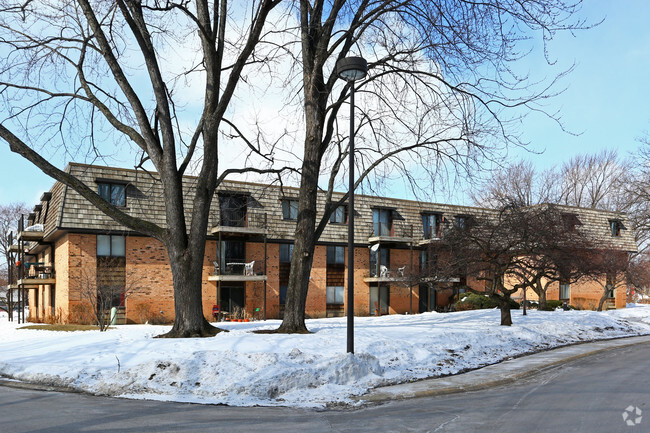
[{"x1": 1, "y1": 306, "x2": 649, "y2": 407}]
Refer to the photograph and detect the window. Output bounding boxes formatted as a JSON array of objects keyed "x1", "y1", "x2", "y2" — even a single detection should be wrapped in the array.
[
  {"x1": 97, "y1": 235, "x2": 125, "y2": 257},
  {"x1": 609, "y1": 220, "x2": 622, "y2": 237},
  {"x1": 282, "y1": 199, "x2": 299, "y2": 220},
  {"x1": 279, "y1": 286, "x2": 288, "y2": 305},
  {"x1": 279, "y1": 244, "x2": 294, "y2": 263},
  {"x1": 370, "y1": 247, "x2": 390, "y2": 277},
  {"x1": 219, "y1": 194, "x2": 247, "y2": 227},
  {"x1": 326, "y1": 286, "x2": 344, "y2": 305},
  {"x1": 562, "y1": 213, "x2": 581, "y2": 231},
  {"x1": 559, "y1": 282, "x2": 570, "y2": 300},
  {"x1": 327, "y1": 245, "x2": 345, "y2": 265},
  {"x1": 98, "y1": 182, "x2": 126, "y2": 207},
  {"x1": 279, "y1": 244, "x2": 293, "y2": 305},
  {"x1": 422, "y1": 213, "x2": 441, "y2": 239},
  {"x1": 326, "y1": 246, "x2": 345, "y2": 309},
  {"x1": 219, "y1": 240, "x2": 245, "y2": 271},
  {"x1": 420, "y1": 250, "x2": 437, "y2": 275},
  {"x1": 373, "y1": 208, "x2": 392, "y2": 236},
  {"x1": 370, "y1": 284, "x2": 389, "y2": 315},
  {"x1": 455, "y1": 215, "x2": 469, "y2": 230},
  {"x1": 330, "y1": 205, "x2": 347, "y2": 224}
]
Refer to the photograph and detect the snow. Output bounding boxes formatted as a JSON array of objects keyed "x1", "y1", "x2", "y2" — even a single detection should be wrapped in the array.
[
  {"x1": 24, "y1": 223, "x2": 44, "y2": 232},
  {"x1": 1, "y1": 306, "x2": 650, "y2": 408}
]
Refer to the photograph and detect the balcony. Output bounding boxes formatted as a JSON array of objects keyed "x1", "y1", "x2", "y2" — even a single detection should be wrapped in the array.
[
  {"x1": 18, "y1": 264, "x2": 56, "y2": 286},
  {"x1": 367, "y1": 221, "x2": 414, "y2": 245},
  {"x1": 208, "y1": 260, "x2": 267, "y2": 282},
  {"x1": 17, "y1": 224, "x2": 44, "y2": 242},
  {"x1": 363, "y1": 265, "x2": 410, "y2": 283},
  {"x1": 210, "y1": 212, "x2": 266, "y2": 237}
]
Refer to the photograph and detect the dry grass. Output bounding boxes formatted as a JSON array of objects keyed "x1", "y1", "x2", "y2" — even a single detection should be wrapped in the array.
[{"x1": 18, "y1": 324, "x2": 103, "y2": 332}]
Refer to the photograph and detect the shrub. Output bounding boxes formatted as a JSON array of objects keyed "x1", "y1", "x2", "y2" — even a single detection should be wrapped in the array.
[
  {"x1": 538, "y1": 300, "x2": 576, "y2": 311},
  {"x1": 68, "y1": 302, "x2": 95, "y2": 325},
  {"x1": 454, "y1": 293, "x2": 520, "y2": 310}
]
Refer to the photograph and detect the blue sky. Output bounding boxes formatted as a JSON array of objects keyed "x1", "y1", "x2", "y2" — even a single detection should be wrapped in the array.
[
  {"x1": 506, "y1": 0, "x2": 650, "y2": 168},
  {"x1": 1, "y1": 0, "x2": 649, "y2": 207}
]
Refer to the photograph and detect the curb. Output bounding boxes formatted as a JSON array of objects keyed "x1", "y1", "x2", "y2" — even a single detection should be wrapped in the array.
[
  {"x1": 359, "y1": 334, "x2": 650, "y2": 403},
  {"x1": 0, "y1": 377, "x2": 78, "y2": 394}
]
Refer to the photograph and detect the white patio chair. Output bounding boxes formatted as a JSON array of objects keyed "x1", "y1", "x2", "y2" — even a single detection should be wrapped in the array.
[
  {"x1": 213, "y1": 261, "x2": 220, "y2": 275},
  {"x1": 380, "y1": 265, "x2": 390, "y2": 278},
  {"x1": 244, "y1": 260, "x2": 255, "y2": 276},
  {"x1": 397, "y1": 266, "x2": 405, "y2": 277}
]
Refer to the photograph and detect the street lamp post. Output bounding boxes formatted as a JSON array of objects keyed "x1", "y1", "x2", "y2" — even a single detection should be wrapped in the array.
[{"x1": 336, "y1": 56, "x2": 368, "y2": 354}]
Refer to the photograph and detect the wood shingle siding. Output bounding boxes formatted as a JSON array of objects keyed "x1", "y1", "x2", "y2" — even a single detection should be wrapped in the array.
[{"x1": 33, "y1": 163, "x2": 636, "y2": 254}]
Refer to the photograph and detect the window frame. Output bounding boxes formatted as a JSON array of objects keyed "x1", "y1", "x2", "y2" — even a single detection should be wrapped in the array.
[
  {"x1": 219, "y1": 194, "x2": 248, "y2": 227},
  {"x1": 97, "y1": 182, "x2": 126, "y2": 207},
  {"x1": 279, "y1": 285, "x2": 288, "y2": 305},
  {"x1": 369, "y1": 246, "x2": 390, "y2": 277},
  {"x1": 609, "y1": 220, "x2": 622, "y2": 237},
  {"x1": 282, "y1": 199, "x2": 299, "y2": 220},
  {"x1": 372, "y1": 208, "x2": 392, "y2": 237},
  {"x1": 326, "y1": 245, "x2": 345, "y2": 265},
  {"x1": 329, "y1": 205, "x2": 348, "y2": 224},
  {"x1": 559, "y1": 282, "x2": 570, "y2": 300},
  {"x1": 422, "y1": 213, "x2": 441, "y2": 239},
  {"x1": 96, "y1": 235, "x2": 126, "y2": 257},
  {"x1": 455, "y1": 215, "x2": 469, "y2": 230},
  {"x1": 279, "y1": 243, "x2": 294, "y2": 263},
  {"x1": 326, "y1": 286, "x2": 345, "y2": 305}
]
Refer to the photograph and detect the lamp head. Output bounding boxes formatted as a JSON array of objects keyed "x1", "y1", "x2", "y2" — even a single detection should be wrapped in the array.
[{"x1": 336, "y1": 56, "x2": 368, "y2": 82}]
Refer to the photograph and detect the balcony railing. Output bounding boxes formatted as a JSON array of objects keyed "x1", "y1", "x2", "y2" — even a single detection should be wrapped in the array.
[
  {"x1": 368, "y1": 221, "x2": 414, "y2": 243},
  {"x1": 211, "y1": 212, "x2": 266, "y2": 235},
  {"x1": 17, "y1": 263, "x2": 56, "y2": 286},
  {"x1": 208, "y1": 259, "x2": 267, "y2": 281},
  {"x1": 364, "y1": 265, "x2": 410, "y2": 283}
]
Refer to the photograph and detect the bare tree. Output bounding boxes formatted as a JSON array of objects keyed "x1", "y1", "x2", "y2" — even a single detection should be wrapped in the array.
[
  {"x1": 557, "y1": 149, "x2": 630, "y2": 211},
  {"x1": 623, "y1": 138, "x2": 650, "y2": 251},
  {"x1": 77, "y1": 256, "x2": 143, "y2": 331},
  {"x1": 431, "y1": 206, "x2": 541, "y2": 326},
  {"x1": 0, "y1": 203, "x2": 29, "y2": 316},
  {"x1": 472, "y1": 161, "x2": 561, "y2": 208},
  {"x1": 506, "y1": 208, "x2": 599, "y2": 310},
  {"x1": 278, "y1": 0, "x2": 592, "y2": 332},
  {"x1": 626, "y1": 252, "x2": 650, "y2": 303},
  {"x1": 0, "y1": 1, "x2": 282, "y2": 337},
  {"x1": 0, "y1": 203, "x2": 29, "y2": 279}
]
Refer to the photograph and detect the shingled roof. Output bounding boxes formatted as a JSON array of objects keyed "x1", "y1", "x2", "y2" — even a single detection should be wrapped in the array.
[{"x1": 31, "y1": 163, "x2": 637, "y2": 252}]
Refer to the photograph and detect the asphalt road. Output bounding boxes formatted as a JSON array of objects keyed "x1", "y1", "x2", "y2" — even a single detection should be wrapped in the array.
[{"x1": 1, "y1": 341, "x2": 648, "y2": 433}]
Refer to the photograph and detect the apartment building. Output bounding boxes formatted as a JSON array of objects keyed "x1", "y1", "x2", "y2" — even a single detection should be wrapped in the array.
[{"x1": 7, "y1": 163, "x2": 637, "y2": 324}]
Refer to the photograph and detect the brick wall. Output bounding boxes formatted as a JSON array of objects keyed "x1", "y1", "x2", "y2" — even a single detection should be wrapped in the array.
[
  {"x1": 126, "y1": 236, "x2": 175, "y2": 323},
  {"x1": 54, "y1": 236, "x2": 70, "y2": 321},
  {"x1": 352, "y1": 245, "x2": 371, "y2": 316},
  {"x1": 49, "y1": 233, "x2": 631, "y2": 325},
  {"x1": 306, "y1": 245, "x2": 327, "y2": 317}
]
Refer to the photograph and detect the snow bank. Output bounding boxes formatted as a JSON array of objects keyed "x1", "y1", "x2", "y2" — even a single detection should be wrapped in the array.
[{"x1": 1, "y1": 307, "x2": 649, "y2": 407}]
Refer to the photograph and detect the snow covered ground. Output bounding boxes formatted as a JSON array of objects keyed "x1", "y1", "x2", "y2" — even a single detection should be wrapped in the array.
[{"x1": 1, "y1": 306, "x2": 650, "y2": 408}]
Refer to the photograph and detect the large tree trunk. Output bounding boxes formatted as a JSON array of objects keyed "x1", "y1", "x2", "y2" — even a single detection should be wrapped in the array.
[
  {"x1": 157, "y1": 162, "x2": 221, "y2": 338},
  {"x1": 498, "y1": 295, "x2": 513, "y2": 326},
  {"x1": 597, "y1": 289, "x2": 609, "y2": 312},
  {"x1": 275, "y1": 135, "x2": 322, "y2": 334},
  {"x1": 158, "y1": 240, "x2": 220, "y2": 338},
  {"x1": 538, "y1": 289, "x2": 547, "y2": 310},
  {"x1": 274, "y1": 11, "x2": 328, "y2": 333},
  {"x1": 500, "y1": 303, "x2": 512, "y2": 326}
]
